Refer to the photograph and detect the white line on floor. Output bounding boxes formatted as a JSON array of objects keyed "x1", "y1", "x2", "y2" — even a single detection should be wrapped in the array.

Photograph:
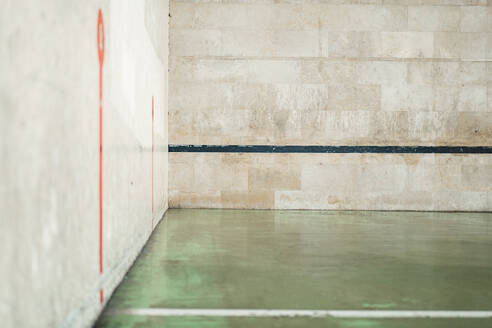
[{"x1": 105, "y1": 308, "x2": 492, "y2": 319}]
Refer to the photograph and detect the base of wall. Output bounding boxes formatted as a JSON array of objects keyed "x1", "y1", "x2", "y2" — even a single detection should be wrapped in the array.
[
  {"x1": 61, "y1": 209, "x2": 168, "y2": 328},
  {"x1": 170, "y1": 152, "x2": 492, "y2": 212}
]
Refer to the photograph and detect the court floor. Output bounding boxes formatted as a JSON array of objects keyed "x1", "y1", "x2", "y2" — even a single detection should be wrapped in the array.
[{"x1": 95, "y1": 209, "x2": 492, "y2": 328}]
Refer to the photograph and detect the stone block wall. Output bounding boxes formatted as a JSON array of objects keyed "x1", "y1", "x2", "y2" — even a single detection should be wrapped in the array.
[{"x1": 169, "y1": 0, "x2": 492, "y2": 210}]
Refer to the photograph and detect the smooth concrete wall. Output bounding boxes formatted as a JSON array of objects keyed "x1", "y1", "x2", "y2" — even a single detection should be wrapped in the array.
[
  {"x1": 1, "y1": 1, "x2": 168, "y2": 327},
  {"x1": 169, "y1": 0, "x2": 492, "y2": 210}
]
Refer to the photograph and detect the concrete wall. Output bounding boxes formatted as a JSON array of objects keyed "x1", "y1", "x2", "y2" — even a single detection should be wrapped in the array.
[
  {"x1": 0, "y1": 1, "x2": 168, "y2": 327},
  {"x1": 169, "y1": 0, "x2": 492, "y2": 211}
]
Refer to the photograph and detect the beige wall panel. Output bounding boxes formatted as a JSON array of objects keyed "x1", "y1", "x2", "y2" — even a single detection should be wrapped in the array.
[
  {"x1": 221, "y1": 30, "x2": 319, "y2": 57},
  {"x1": 320, "y1": 31, "x2": 382, "y2": 57},
  {"x1": 381, "y1": 32, "x2": 434, "y2": 58},
  {"x1": 408, "y1": 6, "x2": 460, "y2": 32},
  {"x1": 461, "y1": 165, "x2": 492, "y2": 191},
  {"x1": 248, "y1": 167, "x2": 301, "y2": 191},
  {"x1": 357, "y1": 61, "x2": 407, "y2": 85},
  {"x1": 487, "y1": 33, "x2": 492, "y2": 60},
  {"x1": 319, "y1": 5, "x2": 407, "y2": 31},
  {"x1": 171, "y1": 4, "x2": 320, "y2": 31},
  {"x1": 169, "y1": 191, "x2": 222, "y2": 208},
  {"x1": 171, "y1": 29, "x2": 222, "y2": 56},
  {"x1": 221, "y1": 191, "x2": 275, "y2": 209},
  {"x1": 169, "y1": 153, "x2": 492, "y2": 211},
  {"x1": 408, "y1": 112, "x2": 458, "y2": 142},
  {"x1": 381, "y1": 85, "x2": 433, "y2": 111},
  {"x1": 434, "y1": 32, "x2": 488, "y2": 59},
  {"x1": 488, "y1": 84, "x2": 492, "y2": 111},
  {"x1": 169, "y1": 0, "x2": 492, "y2": 210},
  {"x1": 434, "y1": 85, "x2": 487, "y2": 112},
  {"x1": 456, "y1": 112, "x2": 492, "y2": 144},
  {"x1": 171, "y1": 58, "x2": 303, "y2": 84},
  {"x1": 407, "y1": 62, "x2": 490, "y2": 86},
  {"x1": 461, "y1": 6, "x2": 489, "y2": 32}
]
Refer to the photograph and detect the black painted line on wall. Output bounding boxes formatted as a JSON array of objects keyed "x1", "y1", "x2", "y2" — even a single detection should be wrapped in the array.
[{"x1": 169, "y1": 145, "x2": 492, "y2": 154}]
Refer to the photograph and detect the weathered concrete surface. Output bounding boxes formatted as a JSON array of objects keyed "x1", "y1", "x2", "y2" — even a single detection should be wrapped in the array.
[
  {"x1": 169, "y1": 0, "x2": 492, "y2": 210},
  {"x1": 96, "y1": 209, "x2": 492, "y2": 327},
  {"x1": 0, "y1": 1, "x2": 168, "y2": 327}
]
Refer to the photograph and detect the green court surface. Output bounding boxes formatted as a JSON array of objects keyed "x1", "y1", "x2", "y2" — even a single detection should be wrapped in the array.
[{"x1": 95, "y1": 209, "x2": 492, "y2": 328}]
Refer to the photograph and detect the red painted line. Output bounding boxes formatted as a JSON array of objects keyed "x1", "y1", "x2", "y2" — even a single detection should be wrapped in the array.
[
  {"x1": 97, "y1": 9, "x2": 105, "y2": 304},
  {"x1": 152, "y1": 96, "x2": 154, "y2": 230}
]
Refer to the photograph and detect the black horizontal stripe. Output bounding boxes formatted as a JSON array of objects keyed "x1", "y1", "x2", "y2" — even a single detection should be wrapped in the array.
[{"x1": 169, "y1": 145, "x2": 492, "y2": 154}]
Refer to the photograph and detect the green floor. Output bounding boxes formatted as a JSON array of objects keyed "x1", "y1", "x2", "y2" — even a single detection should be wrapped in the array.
[{"x1": 96, "y1": 209, "x2": 492, "y2": 328}]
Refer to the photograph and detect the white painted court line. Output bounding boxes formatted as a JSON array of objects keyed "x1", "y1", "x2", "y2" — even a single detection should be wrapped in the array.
[{"x1": 106, "y1": 308, "x2": 492, "y2": 319}]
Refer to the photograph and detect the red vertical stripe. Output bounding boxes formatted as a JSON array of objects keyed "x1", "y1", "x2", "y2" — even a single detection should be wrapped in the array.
[{"x1": 97, "y1": 9, "x2": 105, "y2": 304}]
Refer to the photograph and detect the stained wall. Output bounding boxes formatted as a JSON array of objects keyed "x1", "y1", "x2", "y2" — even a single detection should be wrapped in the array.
[
  {"x1": 169, "y1": 0, "x2": 492, "y2": 210},
  {"x1": 0, "y1": 1, "x2": 169, "y2": 327}
]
